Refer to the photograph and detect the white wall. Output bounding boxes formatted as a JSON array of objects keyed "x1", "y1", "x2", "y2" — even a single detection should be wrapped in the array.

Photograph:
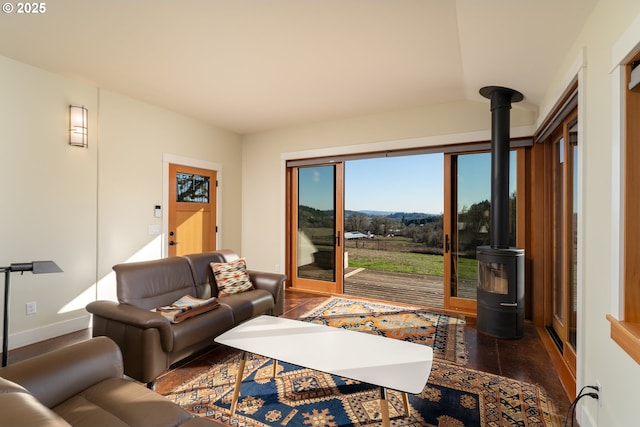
[
  {"x1": 539, "y1": 2, "x2": 640, "y2": 426},
  {"x1": 96, "y1": 90, "x2": 242, "y2": 300},
  {"x1": 0, "y1": 56, "x2": 98, "y2": 346},
  {"x1": 241, "y1": 100, "x2": 535, "y2": 272},
  {"x1": 0, "y1": 55, "x2": 243, "y2": 349}
]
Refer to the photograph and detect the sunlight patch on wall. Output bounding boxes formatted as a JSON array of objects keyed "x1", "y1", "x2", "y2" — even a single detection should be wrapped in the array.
[
  {"x1": 58, "y1": 284, "x2": 96, "y2": 314},
  {"x1": 57, "y1": 235, "x2": 163, "y2": 313}
]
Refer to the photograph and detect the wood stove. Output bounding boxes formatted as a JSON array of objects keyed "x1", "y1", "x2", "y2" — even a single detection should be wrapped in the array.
[
  {"x1": 476, "y1": 86, "x2": 525, "y2": 339},
  {"x1": 477, "y1": 246, "x2": 524, "y2": 338}
]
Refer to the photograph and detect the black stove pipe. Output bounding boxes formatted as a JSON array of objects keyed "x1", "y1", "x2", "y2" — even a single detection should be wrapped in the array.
[{"x1": 479, "y1": 86, "x2": 523, "y2": 249}]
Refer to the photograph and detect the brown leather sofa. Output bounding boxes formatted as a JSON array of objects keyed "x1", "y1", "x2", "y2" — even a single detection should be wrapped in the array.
[
  {"x1": 0, "y1": 337, "x2": 222, "y2": 427},
  {"x1": 87, "y1": 250, "x2": 286, "y2": 386}
]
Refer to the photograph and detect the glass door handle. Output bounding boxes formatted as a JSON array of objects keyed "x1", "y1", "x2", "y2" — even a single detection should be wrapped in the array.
[
  {"x1": 445, "y1": 234, "x2": 451, "y2": 253},
  {"x1": 336, "y1": 231, "x2": 341, "y2": 247}
]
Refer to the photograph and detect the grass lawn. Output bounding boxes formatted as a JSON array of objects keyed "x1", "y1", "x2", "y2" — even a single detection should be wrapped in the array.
[{"x1": 347, "y1": 246, "x2": 478, "y2": 280}]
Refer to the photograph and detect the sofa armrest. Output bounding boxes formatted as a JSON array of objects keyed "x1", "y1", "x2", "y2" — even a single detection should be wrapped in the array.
[
  {"x1": 0, "y1": 378, "x2": 71, "y2": 427},
  {"x1": 0, "y1": 337, "x2": 123, "y2": 409},
  {"x1": 86, "y1": 300, "x2": 174, "y2": 351},
  {"x1": 247, "y1": 270, "x2": 287, "y2": 316}
]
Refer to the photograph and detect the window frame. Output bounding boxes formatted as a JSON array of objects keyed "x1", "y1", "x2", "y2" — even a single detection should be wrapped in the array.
[{"x1": 608, "y1": 26, "x2": 640, "y2": 364}]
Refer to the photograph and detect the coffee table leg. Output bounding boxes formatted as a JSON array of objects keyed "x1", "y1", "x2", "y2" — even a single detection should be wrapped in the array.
[
  {"x1": 380, "y1": 388, "x2": 390, "y2": 427},
  {"x1": 230, "y1": 351, "x2": 247, "y2": 416},
  {"x1": 272, "y1": 360, "x2": 278, "y2": 378},
  {"x1": 402, "y1": 392, "x2": 409, "y2": 416}
]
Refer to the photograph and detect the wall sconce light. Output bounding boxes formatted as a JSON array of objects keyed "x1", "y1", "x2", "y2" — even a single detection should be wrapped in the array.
[{"x1": 69, "y1": 105, "x2": 88, "y2": 147}]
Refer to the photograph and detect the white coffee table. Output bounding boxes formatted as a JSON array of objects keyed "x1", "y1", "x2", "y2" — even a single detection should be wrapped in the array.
[{"x1": 214, "y1": 315, "x2": 433, "y2": 427}]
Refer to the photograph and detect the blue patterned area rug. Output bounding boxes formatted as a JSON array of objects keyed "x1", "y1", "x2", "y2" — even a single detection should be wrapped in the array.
[
  {"x1": 165, "y1": 350, "x2": 559, "y2": 426},
  {"x1": 298, "y1": 296, "x2": 468, "y2": 365}
]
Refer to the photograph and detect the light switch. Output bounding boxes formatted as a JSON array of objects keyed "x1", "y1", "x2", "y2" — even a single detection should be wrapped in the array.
[{"x1": 148, "y1": 224, "x2": 161, "y2": 235}]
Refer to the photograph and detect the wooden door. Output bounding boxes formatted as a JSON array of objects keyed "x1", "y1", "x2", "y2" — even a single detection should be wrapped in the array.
[{"x1": 168, "y1": 164, "x2": 217, "y2": 257}]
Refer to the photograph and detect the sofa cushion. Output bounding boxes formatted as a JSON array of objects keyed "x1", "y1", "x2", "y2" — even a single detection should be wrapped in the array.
[
  {"x1": 183, "y1": 251, "x2": 227, "y2": 298},
  {"x1": 210, "y1": 258, "x2": 254, "y2": 296},
  {"x1": 53, "y1": 377, "x2": 194, "y2": 427},
  {"x1": 114, "y1": 257, "x2": 197, "y2": 310},
  {"x1": 217, "y1": 289, "x2": 274, "y2": 323},
  {"x1": 171, "y1": 304, "x2": 235, "y2": 353}
]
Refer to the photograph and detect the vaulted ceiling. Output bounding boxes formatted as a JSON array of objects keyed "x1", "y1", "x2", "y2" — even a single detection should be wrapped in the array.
[{"x1": 0, "y1": 0, "x2": 597, "y2": 134}]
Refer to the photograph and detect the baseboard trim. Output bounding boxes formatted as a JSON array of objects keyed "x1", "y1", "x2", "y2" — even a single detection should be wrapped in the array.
[
  {"x1": 8, "y1": 315, "x2": 91, "y2": 350},
  {"x1": 578, "y1": 406, "x2": 597, "y2": 427}
]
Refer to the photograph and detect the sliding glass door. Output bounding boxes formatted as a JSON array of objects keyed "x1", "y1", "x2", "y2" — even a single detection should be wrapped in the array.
[
  {"x1": 286, "y1": 144, "x2": 526, "y2": 308},
  {"x1": 290, "y1": 163, "x2": 344, "y2": 293},
  {"x1": 550, "y1": 112, "x2": 578, "y2": 375},
  {"x1": 444, "y1": 150, "x2": 518, "y2": 314}
]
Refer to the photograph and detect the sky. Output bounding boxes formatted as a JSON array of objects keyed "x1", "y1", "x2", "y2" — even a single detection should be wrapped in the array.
[
  {"x1": 298, "y1": 152, "x2": 517, "y2": 214},
  {"x1": 345, "y1": 154, "x2": 444, "y2": 214}
]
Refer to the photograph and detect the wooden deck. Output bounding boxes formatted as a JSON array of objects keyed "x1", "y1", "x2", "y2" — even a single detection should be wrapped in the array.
[
  {"x1": 297, "y1": 265, "x2": 477, "y2": 309},
  {"x1": 343, "y1": 268, "x2": 446, "y2": 308}
]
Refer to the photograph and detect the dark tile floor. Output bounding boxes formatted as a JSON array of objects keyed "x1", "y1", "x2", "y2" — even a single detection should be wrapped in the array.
[{"x1": 3, "y1": 288, "x2": 573, "y2": 425}]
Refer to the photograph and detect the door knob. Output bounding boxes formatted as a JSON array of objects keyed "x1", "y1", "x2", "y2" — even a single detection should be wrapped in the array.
[{"x1": 169, "y1": 240, "x2": 179, "y2": 246}]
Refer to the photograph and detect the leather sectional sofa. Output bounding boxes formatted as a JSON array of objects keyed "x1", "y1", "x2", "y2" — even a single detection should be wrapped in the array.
[
  {"x1": 0, "y1": 337, "x2": 222, "y2": 427},
  {"x1": 87, "y1": 250, "x2": 286, "y2": 386}
]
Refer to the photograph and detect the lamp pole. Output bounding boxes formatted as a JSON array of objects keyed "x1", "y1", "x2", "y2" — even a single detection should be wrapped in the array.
[{"x1": 2, "y1": 267, "x2": 10, "y2": 367}]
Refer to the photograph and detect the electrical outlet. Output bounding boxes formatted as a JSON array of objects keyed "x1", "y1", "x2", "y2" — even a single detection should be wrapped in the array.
[{"x1": 26, "y1": 301, "x2": 37, "y2": 316}]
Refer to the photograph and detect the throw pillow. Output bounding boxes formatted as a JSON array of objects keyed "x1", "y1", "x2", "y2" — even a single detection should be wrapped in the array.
[{"x1": 210, "y1": 258, "x2": 254, "y2": 297}]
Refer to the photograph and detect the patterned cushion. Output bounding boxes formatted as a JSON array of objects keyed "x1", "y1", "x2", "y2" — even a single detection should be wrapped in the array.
[{"x1": 210, "y1": 258, "x2": 254, "y2": 297}]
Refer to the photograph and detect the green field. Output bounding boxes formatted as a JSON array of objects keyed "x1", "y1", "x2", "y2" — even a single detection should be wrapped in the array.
[{"x1": 346, "y1": 246, "x2": 478, "y2": 280}]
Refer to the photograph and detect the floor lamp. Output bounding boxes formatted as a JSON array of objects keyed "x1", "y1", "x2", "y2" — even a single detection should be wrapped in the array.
[{"x1": 1, "y1": 261, "x2": 62, "y2": 367}]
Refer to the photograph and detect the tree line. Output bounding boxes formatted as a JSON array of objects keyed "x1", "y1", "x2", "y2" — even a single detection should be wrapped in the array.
[{"x1": 301, "y1": 192, "x2": 515, "y2": 257}]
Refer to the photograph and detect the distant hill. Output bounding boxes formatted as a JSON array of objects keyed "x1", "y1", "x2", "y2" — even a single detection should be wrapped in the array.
[
  {"x1": 345, "y1": 210, "x2": 440, "y2": 219},
  {"x1": 304, "y1": 208, "x2": 442, "y2": 227},
  {"x1": 348, "y1": 209, "x2": 394, "y2": 216},
  {"x1": 385, "y1": 212, "x2": 441, "y2": 221}
]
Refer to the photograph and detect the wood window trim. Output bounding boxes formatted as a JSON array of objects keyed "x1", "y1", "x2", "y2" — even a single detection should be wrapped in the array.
[
  {"x1": 608, "y1": 52, "x2": 640, "y2": 364},
  {"x1": 530, "y1": 90, "x2": 579, "y2": 395},
  {"x1": 607, "y1": 315, "x2": 640, "y2": 364}
]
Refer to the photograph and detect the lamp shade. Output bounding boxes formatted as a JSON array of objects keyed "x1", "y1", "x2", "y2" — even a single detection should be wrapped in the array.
[
  {"x1": 69, "y1": 105, "x2": 88, "y2": 147},
  {"x1": 9, "y1": 261, "x2": 62, "y2": 274}
]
